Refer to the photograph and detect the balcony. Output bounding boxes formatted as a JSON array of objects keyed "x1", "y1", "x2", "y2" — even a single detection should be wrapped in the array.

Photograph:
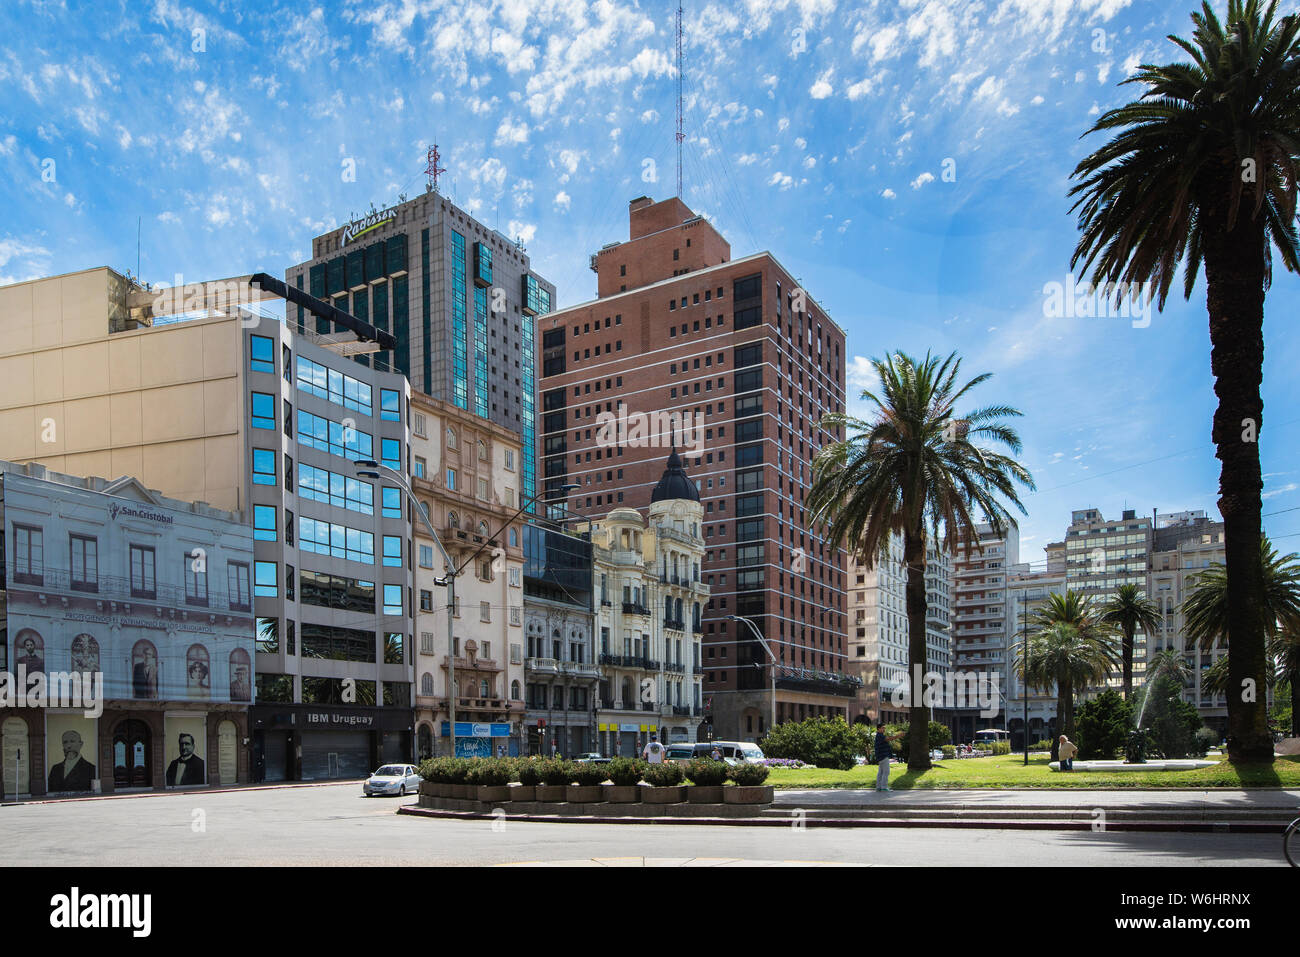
[
  {"x1": 663, "y1": 618, "x2": 686, "y2": 632},
  {"x1": 526, "y1": 657, "x2": 559, "y2": 674},
  {"x1": 622, "y1": 602, "x2": 651, "y2": 617},
  {"x1": 441, "y1": 655, "x2": 501, "y2": 673},
  {"x1": 599, "y1": 654, "x2": 658, "y2": 670},
  {"x1": 664, "y1": 662, "x2": 686, "y2": 675},
  {"x1": 11, "y1": 567, "x2": 249, "y2": 615},
  {"x1": 671, "y1": 705, "x2": 693, "y2": 716}
]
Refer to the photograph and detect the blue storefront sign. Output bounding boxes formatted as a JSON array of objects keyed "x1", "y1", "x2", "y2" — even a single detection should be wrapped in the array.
[{"x1": 440, "y1": 722, "x2": 511, "y2": 738}]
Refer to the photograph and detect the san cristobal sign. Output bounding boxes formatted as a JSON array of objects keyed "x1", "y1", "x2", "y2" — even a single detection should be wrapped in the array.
[{"x1": 341, "y1": 204, "x2": 398, "y2": 246}]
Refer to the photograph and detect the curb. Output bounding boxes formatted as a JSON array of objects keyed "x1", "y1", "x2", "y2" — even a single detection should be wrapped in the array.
[
  {"x1": 2, "y1": 779, "x2": 364, "y2": 807},
  {"x1": 394, "y1": 805, "x2": 1286, "y2": 833}
]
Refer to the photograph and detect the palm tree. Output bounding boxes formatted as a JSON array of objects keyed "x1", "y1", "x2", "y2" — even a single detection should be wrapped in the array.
[
  {"x1": 1019, "y1": 623, "x2": 1121, "y2": 759},
  {"x1": 1032, "y1": 590, "x2": 1106, "y2": 637},
  {"x1": 1184, "y1": 539, "x2": 1300, "y2": 734},
  {"x1": 808, "y1": 351, "x2": 1033, "y2": 771},
  {"x1": 1101, "y1": 584, "x2": 1163, "y2": 700},
  {"x1": 1068, "y1": 0, "x2": 1300, "y2": 762}
]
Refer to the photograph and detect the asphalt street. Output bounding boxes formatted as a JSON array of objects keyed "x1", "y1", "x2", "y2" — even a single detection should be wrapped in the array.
[{"x1": 0, "y1": 782, "x2": 1291, "y2": 866}]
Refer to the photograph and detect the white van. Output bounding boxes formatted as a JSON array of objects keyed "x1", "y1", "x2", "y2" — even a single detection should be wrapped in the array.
[{"x1": 666, "y1": 741, "x2": 766, "y2": 765}]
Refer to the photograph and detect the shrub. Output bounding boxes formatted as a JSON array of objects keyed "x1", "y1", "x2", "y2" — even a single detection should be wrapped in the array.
[
  {"x1": 1138, "y1": 675, "x2": 1203, "y2": 758},
  {"x1": 727, "y1": 762, "x2": 771, "y2": 786},
  {"x1": 642, "y1": 762, "x2": 685, "y2": 787},
  {"x1": 538, "y1": 758, "x2": 575, "y2": 786},
  {"x1": 941, "y1": 745, "x2": 956, "y2": 759},
  {"x1": 417, "y1": 757, "x2": 444, "y2": 782},
  {"x1": 606, "y1": 757, "x2": 645, "y2": 787},
  {"x1": 685, "y1": 758, "x2": 729, "y2": 786},
  {"x1": 444, "y1": 759, "x2": 471, "y2": 785},
  {"x1": 1033, "y1": 739, "x2": 1055, "y2": 752},
  {"x1": 1192, "y1": 727, "x2": 1218, "y2": 757},
  {"x1": 760, "y1": 715, "x2": 872, "y2": 769},
  {"x1": 572, "y1": 762, "x2": 608, "y2": 786},
  {"x1": 761, "y1": 758, "x2": 809, "y2": 768},
  {"x1": 467, "y1": 758, "x2": 511, "y2": 787},
  {"x1": 515, "y1": 759, "x2": 542, "y2": 787},
  {"x1": 1076, "y1": 689, "x2": 1133, "y2": 760},
  {"x1": 881, "y1": 724, "x2": 910, "y2": 762},
  {"x1": 991, "y1": 741, "x2": 1012, "y2": 755}
]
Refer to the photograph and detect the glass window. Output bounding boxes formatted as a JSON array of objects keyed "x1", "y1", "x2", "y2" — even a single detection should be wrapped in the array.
[
  {"x1": 184, "y1": 551, "x2": 209, "y2": 606},
  {"x1": 227, "y1": 561, "x2": 251, "y2": 611},
  {"x1": 382, "y1": 486, "x2": 402, "y2": 518},
  {"x1": 12, "y1": 524, "x2": 44, "y2": 583},
  {"x1": 381, "y1": 437, "x2": 401, "y2": 471},
  {"x1": 254, "y1": 560, "x2": 278, "y2": 597},
  {"x1": 251, "y1": 392, "x2": 276, "y2": 430},
  {"x1": 252, "y1": 449, "x2": 276, "y2": 486},
  {"x1": 445, "y1": 468, "x2": 457, "y2": 491},
  {"x1": 383, "y1": 536, "x2": 402, "y2": 567},
  {"x1": 250, "y1": 335, "x2": 275, "y2": 374},
  {"x1": 383, "y1": 584, "x2": 403, "y2": 616},
  {"x1": 70, "y1": 534, "x2": 98, "y2": 590},
  {"x1": 419, "y1": 544, "x2": 434, "y2": 567},
  {"x1": 380, "y1": 388, "x2": 401, "y2": 421},
  {"x1": 129, "y1": 545, "x2": 156, "y2": 598},
  {"x1": 253, "y1": 504, "x2": 277, "y2": 541}
]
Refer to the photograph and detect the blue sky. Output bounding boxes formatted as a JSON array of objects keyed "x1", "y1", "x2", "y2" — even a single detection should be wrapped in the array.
[{"x1": 1, "y1": 0, "x2": 1298, "y2": 563}]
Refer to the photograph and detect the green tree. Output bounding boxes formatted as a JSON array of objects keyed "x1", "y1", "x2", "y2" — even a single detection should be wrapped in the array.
[
  {"x1": 1101, "y1": 584, "x2": 1163, "y2": 700},
  {"x1": 1183, "y1": 539, "x2": 1300, "y2": 736},
  {"x1": 808, "y1": 351, "x2": 1033, "y2": 771},
  {"x1": 760, "y1": 716, "x2": 871, "y2": 770},
  {"x1": 1019, "y1": 622, "x2": 1120, "y2": 761},
  {"x1": 1068, "y1": 0, "x2": 1300, "y2": 763},
  {"x1": 1136, "y1": 674, "x2": 1204, "y2": 758},
  {"x1": 1075, "y1": 689, "x2": 1134, "y2": 759}
]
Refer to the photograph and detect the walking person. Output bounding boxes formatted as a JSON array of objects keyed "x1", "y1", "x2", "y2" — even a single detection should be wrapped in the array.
[
  {"x1": 641, "y1": 733, "x2": 666, "y2": 764},
  {"x1": 873, "y1": 722, "x2": 894, "y2": 792},
  {"x1": 1058, "y1": 734, "x2": 1078, "y2": 771}
]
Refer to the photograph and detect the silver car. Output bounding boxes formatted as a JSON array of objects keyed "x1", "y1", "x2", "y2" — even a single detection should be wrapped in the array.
[{"x1": 363, "y1": 764, "x2": 421, "y2": 797}]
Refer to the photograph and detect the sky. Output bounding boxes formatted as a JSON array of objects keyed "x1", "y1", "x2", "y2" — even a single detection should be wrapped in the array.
[{"x1": 1, "y1": 0, "x2": 1298, "y2": 565}]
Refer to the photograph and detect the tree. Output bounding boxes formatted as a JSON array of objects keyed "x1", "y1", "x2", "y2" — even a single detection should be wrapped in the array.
[
  {"x1": 1136, "y1": 674, "x2": 1204, "y2": 759},
  {"x1": 1068, "y1": 0, "x2": 1300, "y2": 762},
  {"x1": 760, "y1": 716, "x2": 871, "y2": 770},
  {"x1": 808, "y1": 351, "x2": 1033, "y2": 771},
  {"x1": 1101, "y1": 584, "x2": 1163, "y2": 700},
  {"x1": 1075, "y1": 689, "x2": 1134, "y2": 759},
  {"x1": 1183, "y1": 539, "x2": 1300, "y2": 736},
  {"x1": 1019, "y1": 622, "x2": 1120, "y2": 761}
]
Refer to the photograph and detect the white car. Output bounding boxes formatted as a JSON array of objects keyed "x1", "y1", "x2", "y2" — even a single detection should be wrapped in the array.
[{"x1": 363, "y1": 764, "x2": 421, "y2": 797}]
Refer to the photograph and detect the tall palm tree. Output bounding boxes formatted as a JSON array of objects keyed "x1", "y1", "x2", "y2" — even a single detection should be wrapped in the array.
[
  {"x1": 808, "y1": 351, "x2": 1033, "y2": 771},
  {"x1": 1019, "y1": 623, "x2": 1121, "y2": 760},
  {"x1": 1025, "y1": 591, "x2": 1112, "y2": 758},
  {"x1": 1068, "y1": 0, "x2": 1300, "y2": 763},
  {"x1": 1101, "y1": 584, "x2": 1163, "y2": 700},
  {"x1": 1185, "y1": 539, "x2": 1300, "y2": 734}
]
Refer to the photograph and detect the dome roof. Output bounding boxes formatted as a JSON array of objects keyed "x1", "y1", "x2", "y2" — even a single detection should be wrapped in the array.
[{"x1": 649, "y1": 449, "x2": 699, "y2": 504}]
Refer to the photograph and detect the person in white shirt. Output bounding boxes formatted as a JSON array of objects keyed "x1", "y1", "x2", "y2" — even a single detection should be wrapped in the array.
[{"x1": 642, "y1": 734, "x2": 666, "y2": 764}]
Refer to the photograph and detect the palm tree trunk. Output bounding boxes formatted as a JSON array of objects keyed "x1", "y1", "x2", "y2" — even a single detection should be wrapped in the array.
[
  {"x1": 1202, "y1": 197, "x2": 1273, "y2": 764},
  {"x1": 904, "y1": 530, "x2": 932, "y2": 771},
  {"x1": 1122, "y1": 625, "x2": 1134, "y2": 701},
  {"x1": 1291, "y1": 669, "x2": 1299, "y2": 738}
]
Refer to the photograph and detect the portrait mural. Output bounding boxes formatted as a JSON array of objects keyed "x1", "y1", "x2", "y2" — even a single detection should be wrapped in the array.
[
  {"x1": 14, "y1": 629, "x2": 44, "y2": 674},
  {"x1": 185, "y1": 644, "x2": 211, "y2": 699},
  {"x1": 229, "y1": 648, "x2": 251, "y2": 702},
  {"x1": 70, "y1": 634, "x2": 100, "y2": 674},
  {"x1": 45, "y1": 713, "x2": 99, "y2": 794},
  {"x1": 131, "y1": 640, "x2": 159, "y2": 700},
  {"x1": 164, "y1": 716, "x2": 207, "y2": 787}
]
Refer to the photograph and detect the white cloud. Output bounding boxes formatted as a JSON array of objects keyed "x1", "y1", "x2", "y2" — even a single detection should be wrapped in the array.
[
  {"x1": 803, "y1": 155, "x2": 816, "y2": 169},
  {"x1": 794, "y1": 137, "x2": 807, "y2": 150},
  {"x1": 768, "y1": 171, "x2": 794, "y2": 190},
  {"x1": 554, "y1": 190, "x2": 571, "y2": 211},
  {"x1": 494, "y1": 116, "x2": 529, "y2": 146},
  {"x1": 736, "y1": 153, "x2": 759, "y2": 165},
  {"x1": 809, "y1": 68, "x2": 834, "y2": 99},
  {"x1": 507, "y1": 219, "x2": 536, "y2": 244},
  {"x1": 880, "y1": 188, "x2": 897, "y2": 199},
  {"x1": 911, "y1": 171, "x2": 935, "y2": 190}
]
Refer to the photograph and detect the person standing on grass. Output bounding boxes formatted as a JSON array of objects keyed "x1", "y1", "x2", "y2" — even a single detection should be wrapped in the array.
[
  {"x1": 1058, "y1": 734, "x2": 1078, "y2": 771},
  {"x1": 873, "y1": 722, "x2": 894, "y2": 792}
]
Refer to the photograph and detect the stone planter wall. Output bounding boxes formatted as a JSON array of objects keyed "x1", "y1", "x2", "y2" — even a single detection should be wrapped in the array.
[
  {"x1": 723, "y1": 785, "x2": 774, "y2": 804},
  {"x1": 566, "y1": 785, "x2": 604, "y2": 803},
  {"x1": 477, "y1": 785, "x2": 511, "y2": 803},
  {"x1": 686, "y1": 785, "x2": 724, "y2": 803},
  {"x1": 510, "y1": 784, "x2": 536, "y2": 801},
  {"x1": 640, "y1": 785, "x2": 686, "y2": 804},
  {"x1": 535, "y1": 785, "x2": 567, "y2": 802},
  {"x1": 602, "y1": 784, "x2": 640, "y2": 803}
]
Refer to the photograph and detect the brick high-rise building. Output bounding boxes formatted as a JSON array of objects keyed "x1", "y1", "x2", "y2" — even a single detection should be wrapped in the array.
[{"x1": 537, "y1": 196, "x2": 855, "y2": 741}]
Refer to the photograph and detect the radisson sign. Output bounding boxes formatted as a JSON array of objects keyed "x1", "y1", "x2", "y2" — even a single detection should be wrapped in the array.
[{"x1": 341, "y1": 204, "x2": 398, "y2": 246}]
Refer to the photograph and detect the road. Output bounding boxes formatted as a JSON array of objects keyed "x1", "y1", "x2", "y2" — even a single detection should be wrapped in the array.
[{"x1": 0, "y1": 782, "x2": 1290, "y2": 866}]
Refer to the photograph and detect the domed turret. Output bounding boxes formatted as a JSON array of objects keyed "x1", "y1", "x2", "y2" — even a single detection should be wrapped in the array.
[{"x1": 649, "y1": 448, "x2": 699, "y2": 504}]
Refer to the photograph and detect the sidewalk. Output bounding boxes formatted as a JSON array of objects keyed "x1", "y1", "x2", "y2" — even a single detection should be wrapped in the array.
[{"x1": 2, "y1": 778, "x2": 363, "y2": 807}]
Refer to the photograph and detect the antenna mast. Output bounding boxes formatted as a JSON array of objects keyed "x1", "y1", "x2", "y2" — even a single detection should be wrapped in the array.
[
  {"x1": 675, "y1": 2, "x2": 684, "y2": 198},
  {"x1": 425, "y1": 143, "x2": 446, "y2": 194}
]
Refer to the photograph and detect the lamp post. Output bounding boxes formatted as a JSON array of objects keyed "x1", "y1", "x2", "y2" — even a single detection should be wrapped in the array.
[
  {"x1": 353, "y1": 458, "x2": 575, "y2": 759},
  {"x1": 1020, "y1": 591, "x2": 1030, "y2": 767},
  {"x1": 727, "y1": 614, "x2": 777, "y2": 736}
]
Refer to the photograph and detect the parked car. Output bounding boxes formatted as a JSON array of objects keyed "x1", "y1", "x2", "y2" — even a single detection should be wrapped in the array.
[
  {"x1": 363, "y1": 764, "x2": 421, "y2": 797},
  {"x1": 573, "y1": 753, "x2": 611, "y2": 764},
  {"x1": 929, "y1": 749, "x2": 946, "y2": 761}
]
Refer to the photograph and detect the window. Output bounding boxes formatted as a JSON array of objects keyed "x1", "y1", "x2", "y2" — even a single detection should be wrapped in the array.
[
  {"x1": 418, "y1": 544, "x2": 434, "y2": 567},
  {"x1": 505, "y1": 449, "x2": 515, "y2": 470},
  {"x1": 184, "y1": 550, "x2": 209, "y2": 606},
  {"x1": 256, "y1": 617, "x2": 279, "y2": 654},
  {"x1": 383, "y1": 536, "x2": 402, "y2": 567},
  {"x1": 12, "y1": 524, "x2": 43, "y2": 584},
  {"x1": 254, "y1": 560, "x2": 278, "y2": 597},
  {"x1": 250, "y1": 334, "x2": 275, "y2": 374},
  {"x1": 228, "y1": 561, "x2": 251, "y2": 611},
  {"x1": 69, "y1": 534, "x2": 98, "y2": 591},
  {"x1": 284, "y1": 453, "x2": 294, "y2": 491},
  {"x1": 385, "y1": 634, "x2": 405, "y2": 666},
  {"x1": 477, "y1": 476, "x2": 488, "y2": 500},
  {"x1": 381, "y1": 438, "x2": 401, "y2": 471},
  {"x1": 420, "y1": 589, "x2": 433, "y2": 611},
  {"x1": 382, "y1": 487, "x2": 402, "y2": 518},
  {"x1": 480, "y1": 601, "x2": 491, "y2": 622},
  {"x1": 414, "y1": 456, "x2": 427, "y2": 479},
  {"x1": 383, "y1": 584, "x2": 403, "y2": 616},
  {"x1": 299, "y1": 518, "x2": 374, "y2": 564},
  {"x1": 251, "y1": 392, "x2": 276, "y2": 430},
  {"x1": 253, "y1": 504, "x2": 278, "y2": 542},
  {"x1": 297, "y1": 410, "x2": 374, "y2": 461},
  {"x1": 129, "y1": 545, "x2": 157, "y2": 599},
  {"x1": 296, "y1": 355, "x2": 372, "y2": 416},
  {"x1": 380, "y1": 388, "x2": 401, "y2": 421},
  {"x1": 252, "y1": 448, "x2": 276, "y2": 486},
  {"x1": 446, "y1": 468, "x2": 457, "y2": 491}
]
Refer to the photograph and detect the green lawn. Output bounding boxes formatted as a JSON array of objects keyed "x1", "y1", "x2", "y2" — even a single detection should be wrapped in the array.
[{"x1": 767, "y1": 753, "x2": 1300, "y2": 789}]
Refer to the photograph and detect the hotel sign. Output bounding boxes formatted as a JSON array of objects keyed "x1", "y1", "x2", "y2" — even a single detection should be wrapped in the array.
[{"x1": 341, "y1": 205, "x2": 398, "y2": 246}]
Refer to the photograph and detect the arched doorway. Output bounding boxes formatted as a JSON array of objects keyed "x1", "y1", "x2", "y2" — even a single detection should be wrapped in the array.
[
  {"x1": 113, "y1": 719, "x2": 151, "y2": 789},
  {"x1": 2, "y1": 717, "x2": 29, "y2": 797},
  {"x1": 418, "y1": 724, "x2": 434, "y2": 761}
]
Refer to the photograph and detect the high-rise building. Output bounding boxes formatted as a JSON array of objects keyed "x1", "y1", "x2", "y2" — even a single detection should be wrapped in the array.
[
  {"x1": 949, "y1": 523, "x2": 1018, "y2": 741},
  {"x1": 1006, "y1": 547, "x2": 1067, "y2": 750},
  {"x1": 0, "y1": 268, "x2": 416, "y2": 781},
  {"x1": 537, "y1": 196, "x2": 854, "y2": 740},
  {"x1": 285, "y1": 191, "x2": 556, "y2": 512},
  {"x1": 846, "y1": 540, "x2": 952, "y2": 727}
]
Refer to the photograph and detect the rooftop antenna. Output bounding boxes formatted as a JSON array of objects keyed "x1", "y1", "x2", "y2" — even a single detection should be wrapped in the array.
[
  {"x1": 136, "y1": 216, "x2": 141, "y2": 282},
  {"x1": 424, "y1": 143, "x2": 446, "y2": 194},
  {"x1": 675, "y1": 1, "x2": 685, "y2": 199}
]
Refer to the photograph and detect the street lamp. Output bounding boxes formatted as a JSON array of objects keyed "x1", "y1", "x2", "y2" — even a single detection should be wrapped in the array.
[
  {"x1": 727, "y1": 614, "x2": 777, "y2": 736},
  {"x1": 353, "y1": 457, "x2": 575, "y2": 758}
]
